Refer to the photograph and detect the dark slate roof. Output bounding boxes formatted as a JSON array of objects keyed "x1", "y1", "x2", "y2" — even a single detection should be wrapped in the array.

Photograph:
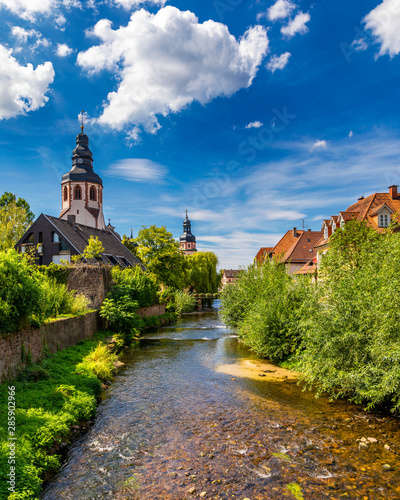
[
  {"x1": 61, "y1": 132, "x2": 103, "y2": 185},
  {"x1": 44, "y1": 215, "x2": 144, "y2": 269},
  {"x1": 180, "y1": 232, "x2": 196, "y2": 243}
]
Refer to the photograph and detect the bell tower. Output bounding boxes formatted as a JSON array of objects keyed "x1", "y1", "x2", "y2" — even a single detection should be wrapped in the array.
[
  {"x1": 59, "y1": 114, "x2": 105, "y2": 229},
  {"x1": 179, "y1": 210, "x2": 197, "y2": 255}
]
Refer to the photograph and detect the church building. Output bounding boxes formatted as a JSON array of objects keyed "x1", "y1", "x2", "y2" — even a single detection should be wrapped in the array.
[
  {"x1": 15, "y1": 125, "x2": 143, "y2": 269},
  {"x1": 179, "y1": 211, "x2": 197, "y2": 255},
  {"x1": 59, "y1": 124, "x2": 105, "y2": 229}
]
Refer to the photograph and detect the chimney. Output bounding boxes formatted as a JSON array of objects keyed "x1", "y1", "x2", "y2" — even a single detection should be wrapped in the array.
[
  {"x1": 293, "y1": 227, "x2": 298, "y2": 238},
  {"x1": 358, "y1": 195, "x2": 364, "y2": 201},
  {"x1": 389, "y1": 185, "x2": 398, "y2": 199},
  {"x1": 67, "y1": 214, "x2": 76, "y2": 228},
  {"x1": 308, "y1": 228, "x2": 311, "y2": 232}
]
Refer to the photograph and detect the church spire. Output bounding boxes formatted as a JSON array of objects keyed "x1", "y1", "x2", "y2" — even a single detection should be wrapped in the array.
[
  {"x1": 59, "y1": 122, "x2": 105, "y2": 230},
  {"x1": 179, "y1": 211, "x2": 197, "y2": 255}
]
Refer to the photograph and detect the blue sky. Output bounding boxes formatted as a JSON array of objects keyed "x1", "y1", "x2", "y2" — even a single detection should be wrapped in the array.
[{"x1": 1, "y1": 0, "x2": 400, "y2": 268}]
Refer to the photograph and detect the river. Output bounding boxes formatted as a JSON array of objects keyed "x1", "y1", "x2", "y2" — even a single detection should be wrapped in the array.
[{"x1": 42, "y1": 302, "x2": 400, "y2": 499}]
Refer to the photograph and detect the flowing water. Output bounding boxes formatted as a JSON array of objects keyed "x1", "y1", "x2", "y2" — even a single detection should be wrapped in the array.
[{"x1": 42, "y1": 303, "x2": 400, "y2": 500}]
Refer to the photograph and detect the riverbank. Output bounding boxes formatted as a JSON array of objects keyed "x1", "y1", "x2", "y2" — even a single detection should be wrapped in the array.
[
  {"x1": 0, "y1": 312, "x2": 176, "y2": 500},
  {"x1": 216, "y1": 358, "x2": 298, "y2": 382}
]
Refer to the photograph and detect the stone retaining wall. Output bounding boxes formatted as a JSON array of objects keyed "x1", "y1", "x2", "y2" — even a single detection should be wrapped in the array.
[
  {"x1": 137, "y1": 304, "x2": 166, "y2": 317},
  {"x1": 0, "y1": 312, "x2": 101, "y2": 383}
]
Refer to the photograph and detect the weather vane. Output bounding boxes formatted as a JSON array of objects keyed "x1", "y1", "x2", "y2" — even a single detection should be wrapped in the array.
[{"x1": 80, "y1": 110, "x2": 85, "y2": 132}]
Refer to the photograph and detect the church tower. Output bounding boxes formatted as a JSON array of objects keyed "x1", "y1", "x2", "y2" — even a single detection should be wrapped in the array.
[
  {"x1": 179, "y1": 211, "x2": 197, "y2": 255},
  {"x1": 59, "y1": 123, "x2": 105, "y2": 229}
]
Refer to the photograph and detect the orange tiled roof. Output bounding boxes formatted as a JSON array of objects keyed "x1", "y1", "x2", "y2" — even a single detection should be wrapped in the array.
[
  {"x1": 283, "y1": 231, "x2": 323, "y2": 263},
  {"x1": 272, "y1": 230, "x2": 304, "y2": 261},
  {"x1": 255, "y1": 247, "x2": 273, "y2": 264}
]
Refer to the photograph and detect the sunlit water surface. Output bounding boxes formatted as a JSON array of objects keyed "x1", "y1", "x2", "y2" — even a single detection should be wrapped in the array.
[{"x1": 42, "y1": 302, "x2": 400, "y2": 499}]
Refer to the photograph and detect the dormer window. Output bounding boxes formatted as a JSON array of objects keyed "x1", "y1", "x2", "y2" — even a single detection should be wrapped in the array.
[{"x1": 379, "y1": 214, "x2": 390, "y2": 227}]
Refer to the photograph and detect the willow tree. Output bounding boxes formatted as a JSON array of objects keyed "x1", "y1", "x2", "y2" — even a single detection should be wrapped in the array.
[{"x1": 185, "y1": 251, "x2": 219, "y2": 293}]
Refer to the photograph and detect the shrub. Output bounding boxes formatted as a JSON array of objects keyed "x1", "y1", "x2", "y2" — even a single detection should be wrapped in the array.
[
  {"x1": 221, "y1": 262, "x2": 311, "y2": 362},
  {"x1": 0, "y1": 250, "x2": 42, "y2": 334},
  {"x1": 76, "y1": 344, "x2": 118, "y2": 382},
  {"x1": 111, "y1": 266, "x2": 159, "y2": 308},
  {"x1": 299, "y1": 224, "x2": 400, "y2": 411},
  {"x1": 100, "y1": 294, "x2": 143, "y2": 343},
  {"x1": 174, "y1": 290, "x2": 197, "y2": 314}
]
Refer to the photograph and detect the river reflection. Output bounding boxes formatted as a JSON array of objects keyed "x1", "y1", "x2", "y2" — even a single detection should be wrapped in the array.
[{"x1": 42, "y1": 303, "x2": 400, "y2": 500}]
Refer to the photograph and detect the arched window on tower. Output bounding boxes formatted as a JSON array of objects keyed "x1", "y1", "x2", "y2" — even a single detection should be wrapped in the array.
[
  {"x1": 63, "y1": 186, "x2": 68, "y2": 201},
  {"x1": 90, "y1": 186, "x2": 96, "y2": 201},
  {"x1": 74, "y1": 185, "x2": 82, "y2": 200}
]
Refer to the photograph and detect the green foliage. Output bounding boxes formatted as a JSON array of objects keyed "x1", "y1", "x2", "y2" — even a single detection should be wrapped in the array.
[
  {"x1": 134, "y1": 225, "x2": 186, "y2": 289},
  {"x1": 111, "y1": 266, "x2": 159, "y2": 308},
  {"x1": 221, "y1": 262, "x2": 310, "y2": 362},
  {"x1": 184, "y1": 251, "x2": 219, "y2": 293},
  {"x1": 174, "y1": 290, "x2": 197, "y2": 314},
  {"x1": 0, "y1": 192, "x2": 34, "y2": 224},
  {"x1": 299, "y1": 223, "x2": 400, "y2": 411},
  {"x1": 121, "y1": 235, "x2": 138, "y2": 256},
  {"x1": 0, "y1": 331, "x2": 115, "y2": 500},
  {"x1": 100, "y1": 294, "x2": 143, "y2": 344},
  {"x1": 0, "y1": 250, "x2": 88, "y2": 335},
  {"x1": 0, "y1": 193, "x2": 34, "y2": 252},
  {"x1": 37, "y1": 263, "x2": 70, "y2": 285},
  {"x1": 83, "y1": 236, "x2": 104, "y2": 260},
  {"x1": 76, "y1": 344, "x2": 118, "y2": 382},
  {"x1": 0, "y1": 250, "x2": 42, "y2": 334}
]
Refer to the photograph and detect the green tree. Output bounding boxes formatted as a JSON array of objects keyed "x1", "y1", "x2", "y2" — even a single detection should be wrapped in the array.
[
  {"x1": 299, "y1": 221, "x2": 400, "y2": 411},
  {"x1": 0, "y1": 202, "x2": 32, "y2": 251},
  {"x1": 185, "y1": 251, "x2": 219, "y2": 293},
  {"x1": 0, "y1": 192, "x2": 34, "y2": 224},
  {"x1": 134, "y1": 225, "x2": 186, "y2": 289},
  {"x1": 220, "y1": 262, "x2": 310, "y2": 362},
  {"x1": 122, "y1": 235, "x2": 138, "y2": 256},
  {"x1": 83, "y1": 236, "x2": 104, "y2": 260}
]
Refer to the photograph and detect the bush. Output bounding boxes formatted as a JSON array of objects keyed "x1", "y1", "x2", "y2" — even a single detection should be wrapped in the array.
[
  {"x1": 76, "y1": 344, "x2": 118, "y2": 382},
  {"x1": 298, "y1": 223, "x2": 400, "y2": 411},
  {"x1": 0, "y1": 250, "x2": 42, "y2": 334},
  {"x1": 221, "y1": 262, "x2": 311, "y2": 362},
  {"x1": 112, "y1": 266, "x2": 159, "y2": 308},
  {"x1": 174, "y1": 290, "x2": 197, "y2": 314},
  {"x1": 0, "y1": 250, "x2": 89, "y2": 335},
  {"x1": 100, "y1": 294, "x2": 143, "y2": 344}
]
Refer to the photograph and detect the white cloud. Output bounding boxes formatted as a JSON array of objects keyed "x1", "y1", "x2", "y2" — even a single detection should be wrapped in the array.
[
  {"x1": 363, "y1": 0, "x2": 400, "y2": 57},
  {"x1": 107, "y1": 158, "x2": 168, "y2": 183},
  {"x1": 245, "y1": 121, "x2": 263, "y2": 129},
  {"x1": 311, "y1": 139, "x2": 328, "y2": 149},
  {"x1": 77, "y1": 7, "x2": 269, "y2": 136},
  {"x1": 267, "y1": 0, "x2": 296, "y2": 21},
  {"x1": 0, "y1": 0, "x2": 79, "y2": 22},
  {"x1": 0, "y1": 44, "x2": 54, "y2": 119},
  {"x1": 349, "y1": 130, "x2": 353, "y2": 138},
  {"x1": 266, "y1": 52, "x2": 291, "y2": 73},
  {"x1": 352, "y1": 37, "x2": 368, "y2": 52},
  {"x1": 56, "y1": 43, "x2": 73, "y2": 57},
  {"x1": 281, "y1": 11, "x2": 310, "y2": 38},
  {"x1": 11, "y1": 26, "x2": 50, "y2": 50},
  {"x1": 111, "y1": 0, "x2": 167, "y2": 8}
]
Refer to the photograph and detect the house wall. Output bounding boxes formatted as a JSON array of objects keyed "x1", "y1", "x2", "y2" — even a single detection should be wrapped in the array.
[
  {"x1": 286, "y1": 263, "x2": 304, "y2": 275},
  {"x1": 0, "y1": 311, "x2": 101, "y2": 382}
]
